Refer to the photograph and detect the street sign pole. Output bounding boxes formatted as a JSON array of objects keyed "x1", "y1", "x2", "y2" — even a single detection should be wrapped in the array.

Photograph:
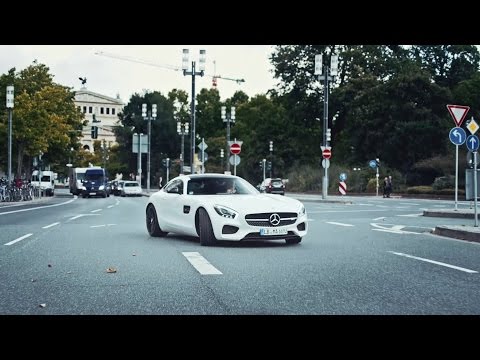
[
  {"x1": 475, "y1": 151, "x2": 478, "y2": 227},
  {"x1": 455, "y1": 144, "x2": 459, "y2": 211},
  {"x1": 376, "y1": 167, "x2": 379, "y2": 197}
]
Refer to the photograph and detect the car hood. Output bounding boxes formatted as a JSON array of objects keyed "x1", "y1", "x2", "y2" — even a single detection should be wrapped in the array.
[{"x1": 210, "y1": 194, "x2": 302, "y2": 213}]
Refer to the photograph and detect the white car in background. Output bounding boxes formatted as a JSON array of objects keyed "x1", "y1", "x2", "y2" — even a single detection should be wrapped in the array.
[
  {"x1": 121, "y1": 181, "x2": 142, "y2": 197},
  {"x1": 145, "y1": 174, "x2": 308, "y2": 246}
]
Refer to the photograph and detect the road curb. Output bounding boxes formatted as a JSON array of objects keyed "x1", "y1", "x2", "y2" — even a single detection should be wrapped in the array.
[
  {"x1": 433, "y1": 226, "x2": 480, "y2": 242},
  {"x1": 424, "y1": 210, "x2": 475, "y2": 219}
]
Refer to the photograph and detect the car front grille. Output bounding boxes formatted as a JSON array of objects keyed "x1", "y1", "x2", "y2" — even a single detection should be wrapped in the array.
[{"x1": 245, "y1": 212, "x2": 297, "y2": 227}]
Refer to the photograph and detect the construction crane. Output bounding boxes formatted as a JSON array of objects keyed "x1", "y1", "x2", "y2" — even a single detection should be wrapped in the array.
[{"x1": 94, "y1": 51, "x2": 245, "y2": 88}]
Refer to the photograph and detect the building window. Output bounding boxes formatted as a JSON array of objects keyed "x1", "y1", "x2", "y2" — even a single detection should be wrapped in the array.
[
  {"x1": 83, "y1": 106, "x2": 87, "y2": 113},
  {"x1": 100, "y1": 107, "x2": 104, "y2": 114},
  {"x1": 106, "y1": 108, "x2": 110, "y2": 115},
  {"x1": 89, "y1": 106, "x2": 93, "y2": 114},
  {"x1": 112, "y1": 108, "x2": 116, "y2": 115}
]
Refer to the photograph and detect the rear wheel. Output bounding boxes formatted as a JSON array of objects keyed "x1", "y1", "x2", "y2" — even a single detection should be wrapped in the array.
[
  {"x1": 146, "y1": 204, "x2": 168, "y2": 237},
  {"x1": 198, "y1": 208, "x2": 217, "y2": 246},
  {"x1": 286, "y1": 237, "x2": 301, "y2": 245}
]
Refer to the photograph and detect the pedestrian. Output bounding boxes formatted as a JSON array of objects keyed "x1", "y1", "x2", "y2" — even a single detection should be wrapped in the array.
[
  {"x1": 158, "y1": 176, "x2": 163, "y2": 189},
  {"x1": 386, "y1": 175, "x2": 393, "y2": 198},
  {"x1": 383, "y1": 176, "x2": 388, "y2": 198}
]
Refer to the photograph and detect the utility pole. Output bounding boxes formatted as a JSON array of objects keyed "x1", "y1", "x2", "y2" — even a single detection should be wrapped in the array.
[
  {"x1": 142, "y1": 103, "x2": 157, "y2": 192},
  {"x1": 6, "y1": 86, "x2": 14, "y2": 183},
  {"x1": 315, "y1": 51, "x2": 338, "y2": 200},
  {"x1": 221, "y1": 106, "x2": 236, "y2": 173}
]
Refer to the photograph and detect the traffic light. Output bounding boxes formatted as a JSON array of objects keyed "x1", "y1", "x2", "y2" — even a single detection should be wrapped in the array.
[
  {"x1": 326, "y1": 128, "x2": 331, "y2": 142},
  {"x1": 266, "y1": 161, "x2": 272, "y2": 171},
  {"x1": 91, "y1": 126, "x2": 98, "y2": 139},
  {"x1": 269, "y1": 141, "x2": 273, "y2": 152},
  {"x1": 375, "y1": 158, "x2": 380, "y2": 168},
  {"x1": 259, "y1": 161, "x2": 264, "y2": 169}
]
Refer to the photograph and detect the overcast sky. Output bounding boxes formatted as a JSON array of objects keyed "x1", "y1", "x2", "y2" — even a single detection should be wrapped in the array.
[{"x1": 0, "y1": 45, "x2": 278, "y2": 103}]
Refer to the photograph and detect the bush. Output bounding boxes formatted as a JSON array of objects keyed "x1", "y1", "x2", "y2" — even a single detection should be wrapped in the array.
[{"x1": 432, "y1": 175, "x2": 455, "y2": 190}]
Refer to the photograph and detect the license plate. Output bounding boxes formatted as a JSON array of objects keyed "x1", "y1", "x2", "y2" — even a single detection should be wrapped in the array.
[
  {"x1": 259, "y1": 228, "x2": 288, "y2": 236},
  {"x1": 89, "y1": 192, "x2": 96, "y2": 195}
]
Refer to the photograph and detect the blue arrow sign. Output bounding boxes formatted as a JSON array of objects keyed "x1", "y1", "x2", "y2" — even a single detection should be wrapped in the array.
[
  {"x1": 369, "y1": 160, "x2": 377, "y2": 169},
  {"x1": 466, "y1": 135, "x2": 480, "y2": 152},
  {"x1": 449, "y1": 127, "x2": 466, "y2": 145},
  {"x1": 339, "y1": 173, "x2": 347, "y2": 181}
]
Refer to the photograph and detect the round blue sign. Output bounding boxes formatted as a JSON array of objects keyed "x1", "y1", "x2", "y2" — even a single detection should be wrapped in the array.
[
  {"x1": 339, "y1": 173, "x2": 347, "y2": 181},
  {"x1": 369, "y1": 160, "x2": 377, "y2": 169},
  {"x1": 449, "y1": 127, "x2": 466, "y2": 146},
  {"x1": 466, "y1": 135, "x2": 480, "y2": 152}
]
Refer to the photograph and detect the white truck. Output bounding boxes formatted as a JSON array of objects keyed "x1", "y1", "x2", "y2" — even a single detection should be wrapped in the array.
[
  {"x1": 32, "y1": 170, "x2": 56, "y2": 196},
  {"x1": 69, "y1": 167, "x2": 88, "y2": 195}
]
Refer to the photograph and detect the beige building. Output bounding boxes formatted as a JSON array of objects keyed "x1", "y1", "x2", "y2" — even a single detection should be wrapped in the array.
[{"x1": 74, "y1": 85, "x2": 125, "y2": 153}]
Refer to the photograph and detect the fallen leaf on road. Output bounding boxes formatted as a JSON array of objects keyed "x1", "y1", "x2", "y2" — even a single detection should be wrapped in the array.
[
  {"x1": 132, "y1": 253, "x2": 136, "y2": 256},
  {"x1": 39, "y1": 303, "x2": 46, "y2": 308},
  {"x1": 67, "y1": 271, "x2": 72, "y2": 274},
  {"x1": 48, "y1": 264, "x2": 52, "y2": 268},
  {"x1": 31, "y1": 279, "x2": 37, "y2": 282},
  {"x1": 106, "y1": 267, "x2": 117, "y2": 273}
]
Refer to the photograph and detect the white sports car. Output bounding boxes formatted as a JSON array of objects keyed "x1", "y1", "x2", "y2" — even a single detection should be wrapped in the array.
[{"x1": 146, "y1": 174, "x2": 308, "y2": 246}]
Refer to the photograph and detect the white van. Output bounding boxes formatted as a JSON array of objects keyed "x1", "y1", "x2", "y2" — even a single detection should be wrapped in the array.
[{"x1": 32, "y1": 170, "x2": 56, "y2": 196}]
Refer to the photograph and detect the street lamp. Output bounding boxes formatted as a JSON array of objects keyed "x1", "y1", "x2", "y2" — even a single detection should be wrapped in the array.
[
  {"x1": 221, "y1": 106, "x2": 235, "y2": 172},
  {"x1": 315, "y1": 50, "x2": 338, "y2": 199},
  {"x1": 6, "y1": 85, "x2": 14, "y2": 183},
  {"x1": 142, "y1": 103, "x2": 157, "y2": 192},
  {"x1": 182, "y1": 48, "x2": 206, "y2": 174},
  {"x1": 177, "y1": 121, "x2": 189, "y2": 175}
]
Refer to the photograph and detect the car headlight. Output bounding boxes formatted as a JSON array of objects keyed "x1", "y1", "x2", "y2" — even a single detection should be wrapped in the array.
[
  {"x1": 214, "y1": 205, "x2": 238, "y2": 219},
  {"x1": 299, "y1": 204, "x2": 306, "y2": 216},
  {"x1": 99, "y1": 185, "x2": 105, "y2": 190}
]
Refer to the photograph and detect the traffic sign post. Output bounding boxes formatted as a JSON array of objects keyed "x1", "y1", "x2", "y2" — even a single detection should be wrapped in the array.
[
  {"x1": 449, "y1": 127, "x2": 467, "y2": 211},
  {"x1": 339, "y1": 181, "x2": 347, "y2": 195},
  {"x1": 230, "y1": 143, "x2": 241, "y2": 155},
  {"x1": 475, "y1": 151, "x2": 478, "y2": 227},
  {"x1": 322, "y1": 148, "x2": 332, "y2": 159}
]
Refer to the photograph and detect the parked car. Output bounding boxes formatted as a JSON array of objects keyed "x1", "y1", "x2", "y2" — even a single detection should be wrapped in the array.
[
  {"x1": 259, "y1": 178, "x2": 285, "y2": 195},
  {"x1": 121, "y1": 181, "x2": 142, "y2": 197},
  {"x1": 146, "y1": 174, "x2": 307, "y2": 246}
]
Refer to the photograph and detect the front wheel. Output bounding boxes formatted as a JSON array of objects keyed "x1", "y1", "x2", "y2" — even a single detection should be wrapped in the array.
[
  {"x1": 146, "y1": 204, "x2": 168, "y2": 237},
  {"x1": 198, "y1": 208, "x2": 217, "y2": 246}
]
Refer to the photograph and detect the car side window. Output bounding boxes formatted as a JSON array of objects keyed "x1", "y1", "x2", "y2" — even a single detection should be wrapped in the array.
[{"x1": 165, "y1": 179, "x2": 183, "y2": 194}]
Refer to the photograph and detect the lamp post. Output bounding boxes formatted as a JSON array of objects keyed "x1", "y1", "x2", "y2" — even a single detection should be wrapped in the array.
[
  {"x1": 182, "y1": 48, "x2": 206, "y2": 174},
  {"x1": 315, "y1": 51, "x2": 338, "y2": 200},
  {"x1": 142, "y1": 103, "x2": 157, "y2": 193},
  {"x1": 6, "y1": 86, "x2": 14, "y2": 183},
  {"x1": 221, "y1": 106, "x2": 235, "y2": 173},
  {"x1": 177, "y1": 121, "x2": 189, "y2": 175}
]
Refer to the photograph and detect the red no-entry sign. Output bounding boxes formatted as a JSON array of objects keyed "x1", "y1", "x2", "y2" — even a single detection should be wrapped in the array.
[
  {"x1": 322, "y1": 149, "x2": 331, "y2": 159},
  {"x1": 230, "y1": 143, "x2": 241, "y2": 155}
]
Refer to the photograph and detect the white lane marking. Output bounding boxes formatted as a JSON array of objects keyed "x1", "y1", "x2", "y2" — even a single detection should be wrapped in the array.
[
  {"x1": 107, "y1": 205, "x2": 114, "y2": 209},
  {"x1": 326, "y1": 221, "x2": 354, "y2": 227},
  {"x1": 373, "y1": 216, "x2": 386, "y2": 221},
  {"x1": 91, "y1": 225, "x2": 106, "y2": 228},
  {"x1": 182, "y1": 252, "x2": 222, "y2": 275},
  {"x1": 397, "y1": 213, "x2": 423, "y2": 217},
  {"x1": 4, "y1": 233, "x2": 33, "y2": 246},
  {"x1": 309, "y1": 209, "x2": 384, "y2": 214},
  {"x1": 357, "y1": 203, "x2": 374, "y2": 206},
  {"x1": 107, "y1": 224, "x2": 117, "y2": 226},
  {"x1": 42, "y1": 222, "x2": 60, "y2": 229},
  {"x1": 371, "y1": 223, "x2": 418, "y2": 235},
  {"x1": 68, "y1": 214, "x2": 100, "y2": 221},
  {"x1": 433, "y1": 205, "x2": 447, "y2": 208},
  {"x1": 388, "y1": 251, "x2": 478, "y2": 274},
  {"x1": 400, "y1": 202, "x2": 419, "y2": 206},
  {"x1": 0, "y1": 199, "x2": 75, "y2": 216},
  {"x1": 91, "y1": 209, "x2": 102, "y2": 213}
]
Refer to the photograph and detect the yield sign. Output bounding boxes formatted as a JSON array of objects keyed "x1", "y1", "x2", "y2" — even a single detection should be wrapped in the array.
[{"x1": 447, "y1": 104, "x2": 470, "y2": 127}]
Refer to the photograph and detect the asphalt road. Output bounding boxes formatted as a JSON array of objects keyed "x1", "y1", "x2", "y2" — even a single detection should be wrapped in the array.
[{"x1": 1, "y1": 191, "x2": 479, "y2": 314}]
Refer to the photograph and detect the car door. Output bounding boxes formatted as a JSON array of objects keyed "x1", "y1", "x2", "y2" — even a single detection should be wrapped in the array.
[{"x1": 161, "y1": 179, "x2": 186, "y2": 233}]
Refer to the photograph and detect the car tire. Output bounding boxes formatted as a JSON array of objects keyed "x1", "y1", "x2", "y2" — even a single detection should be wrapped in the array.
[
  {"x1": 146, "y1": 204, "x2": 168, "y2": 237},
  {"x1": 286, "y1": 237, "x2": 301, "y2": 245},
  {"x1": 198, "y1": 208, "x2": 217, "y2": 246}
]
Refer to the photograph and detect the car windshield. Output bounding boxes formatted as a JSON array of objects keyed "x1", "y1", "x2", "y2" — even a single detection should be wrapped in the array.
[{"x1": 187, "y1": 176, "x2": 259, "y2": 195}]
